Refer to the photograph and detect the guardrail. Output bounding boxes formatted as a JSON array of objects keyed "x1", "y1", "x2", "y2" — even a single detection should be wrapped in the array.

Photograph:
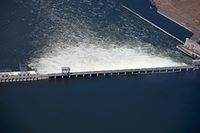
[{"x1": 0, "y1": 65, "x2": 199, "y2": 83}]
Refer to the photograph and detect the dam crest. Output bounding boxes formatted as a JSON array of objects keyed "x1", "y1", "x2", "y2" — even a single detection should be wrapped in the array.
[{"x1": 0, "y1": 60, "x2": 200, "y2": 83}]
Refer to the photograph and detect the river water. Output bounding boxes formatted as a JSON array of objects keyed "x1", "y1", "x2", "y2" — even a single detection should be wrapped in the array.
[{"x1": 0, "y1": 0, "x2": 200, "y2": 133}]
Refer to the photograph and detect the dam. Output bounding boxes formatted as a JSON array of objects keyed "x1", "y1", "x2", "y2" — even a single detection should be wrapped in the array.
[
  {"x1": 1, "y1": 1, "x2": 199, "y2": 84},
  {"x1": 0, "y1": 60, "x2": 200, "y2": 83}
]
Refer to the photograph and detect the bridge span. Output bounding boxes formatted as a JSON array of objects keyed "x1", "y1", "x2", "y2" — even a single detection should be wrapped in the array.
[{"x1": 0, "y1": 60, "x2": 200, "y2": 84}]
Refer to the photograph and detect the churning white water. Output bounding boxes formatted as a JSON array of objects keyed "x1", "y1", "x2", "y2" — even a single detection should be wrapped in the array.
[
  {"x1": 28, "y1": 41, "x2": 185, "y2": 74},
  {"x1": 24, "y1": 0, "x2": 186, "y2": 74},
  {"x1": 29, "y1": 32, "x2": 184, "y2": 73}
]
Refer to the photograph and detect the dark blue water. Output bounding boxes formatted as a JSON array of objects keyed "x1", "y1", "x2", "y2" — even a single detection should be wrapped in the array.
[
  {"x1": 0, "y1": 0, "x2": 36, "y2": 69},
  {"x1": 1, "y1": 72, "x2": 200, "y2": 133},
  {"x1": 0, "y1": 0, "x2": 200, "y2": 133},
  {"x1": 123, "y1": 0, "x2": 193, "y2": 41}
]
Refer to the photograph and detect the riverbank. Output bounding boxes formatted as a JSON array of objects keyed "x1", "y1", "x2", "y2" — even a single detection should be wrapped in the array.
[{"x1": 150, "y1": 0, "x2": 200, "y2": 40}]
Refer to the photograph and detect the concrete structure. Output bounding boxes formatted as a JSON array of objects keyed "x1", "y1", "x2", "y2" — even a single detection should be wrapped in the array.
[
  {"x1": 177, "y1": 38, "x2": 200, "y2": 58},
  {"x1": 61, "y1": 67, "x2": 70, "y2": 74},
  {"x1": 1, "y1": 60, "x2": 200, "y2": 84},
  {"x1": 0, "y1": 71, "x2": 39, "y2": 83},
  {"x1": 121, "y1": 5, "x2": 200, "y2": 59}
]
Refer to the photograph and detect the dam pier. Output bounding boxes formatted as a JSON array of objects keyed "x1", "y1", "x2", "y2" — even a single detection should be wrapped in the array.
[{"x1": 1, "y1": 60, "x2": 200, "y2": 83}]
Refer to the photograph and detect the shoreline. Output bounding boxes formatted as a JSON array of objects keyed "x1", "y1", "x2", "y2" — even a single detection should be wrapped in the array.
[
  {"x1": 156, "y1": 10, "x2": 193, "y2": 32},
  {"x1": 121, "y1": 5, "x2": 184, "y2": 44},
  {"x1": 149, "y1": 0, "x2": 200, "y2": 40}
]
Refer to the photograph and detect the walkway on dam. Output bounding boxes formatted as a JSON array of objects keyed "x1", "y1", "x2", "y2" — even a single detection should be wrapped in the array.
[
  {"x1": 1, "y1": 60, "x2": 200, "y2": 83},
  {"x1": 48, "y1": 65, "x2": 198, "y2": 79}
]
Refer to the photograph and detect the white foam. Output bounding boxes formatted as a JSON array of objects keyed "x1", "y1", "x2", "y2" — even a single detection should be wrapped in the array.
[
  {"x1": 28, "y1": 40, "x2": 185, "y2": 74},
  {"x1": 26, "y1": 0, "x2": 186, "y2": 74}
]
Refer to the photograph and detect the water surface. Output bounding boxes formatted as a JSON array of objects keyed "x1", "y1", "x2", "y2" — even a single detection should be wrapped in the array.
[{"x1": 0, "y1": 0, "x2": 199, "y2": 133}]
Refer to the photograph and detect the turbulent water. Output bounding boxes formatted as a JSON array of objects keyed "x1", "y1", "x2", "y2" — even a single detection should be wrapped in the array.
[
  {"x1": 19, "y1": 0, "x2": 186, "y2": 73},
  {"x1": 1, "y1": 1, "x2": 200, "y2": 133}
]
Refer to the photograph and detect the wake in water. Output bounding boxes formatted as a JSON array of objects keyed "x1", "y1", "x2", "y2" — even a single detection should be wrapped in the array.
[{"x1": 19, "y1": 0, "x2": 186, "y2": 74}]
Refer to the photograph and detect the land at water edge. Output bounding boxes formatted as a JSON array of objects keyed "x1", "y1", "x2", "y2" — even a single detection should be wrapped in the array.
[{"x1": 150, "y1": 0, "x2": 200, "y2": 40}]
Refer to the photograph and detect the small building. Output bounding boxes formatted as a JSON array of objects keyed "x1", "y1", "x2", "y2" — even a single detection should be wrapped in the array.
[
  {"x1": 0, "y1": 71, "x2": 38, "y2": 83},
  {"x1": 61, "y1": 67, "x2": 70, "y2": 74},
  {"x1": 177, "y1": 38, "x2": 200, "y2": 58},
  {"x1": 192, "y1": 59, "x2": 200, "y2": 67}
]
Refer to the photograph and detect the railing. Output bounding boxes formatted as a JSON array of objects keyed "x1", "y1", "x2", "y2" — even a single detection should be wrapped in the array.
[
  {"x1": 1, "y1": 62, "x2": 200, "y2": 84},
  {"x1": 47, "y1": 65, "x2": 197, "y2": 79}
]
